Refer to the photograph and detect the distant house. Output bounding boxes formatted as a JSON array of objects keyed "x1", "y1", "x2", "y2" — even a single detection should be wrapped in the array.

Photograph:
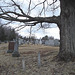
[
  {"x1": 45, "y1": 39, "x2": 54, "y2": 46},
  {"x1": 44, "y1": 37, "x2": 54, "y2": 46},
  {"x1": 54, "y1": 39, "x2": 60, "y2": 46},
  {"x1": 42, "y1": 36, "x2": 60, "y2": 46}
]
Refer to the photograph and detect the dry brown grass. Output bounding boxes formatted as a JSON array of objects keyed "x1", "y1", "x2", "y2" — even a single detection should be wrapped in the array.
[{"x1": 0, "y1": 43, "x2": 75, "y2": 75}]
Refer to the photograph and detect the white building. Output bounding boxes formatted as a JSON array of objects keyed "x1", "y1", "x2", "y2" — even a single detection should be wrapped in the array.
[
  {"x1": 45, "y1": 39, "x2": 54, "y2": 46},
  {"x1": 54, "y1": 39, "x2": 60, "y2": 46},
  {"x1": 43, "y1": 37, "x2": 60, "y2": 46}
]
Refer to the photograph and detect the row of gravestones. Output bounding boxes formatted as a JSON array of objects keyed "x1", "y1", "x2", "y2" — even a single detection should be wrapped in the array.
[
  {"x1": 7, "y1": 37, "x2": 20, "y2": 57},
  {"x1": 7, "y1": 37, "x2": 41, "y2": 68}
]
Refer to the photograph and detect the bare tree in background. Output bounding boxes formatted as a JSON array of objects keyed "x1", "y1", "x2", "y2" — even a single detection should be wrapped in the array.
[
  {"x1": 28, "y1": 26, "x2": 34, "y2": 43},
  {"x1": 0, "y1": 0, "x2": 75, "y2": 61}
]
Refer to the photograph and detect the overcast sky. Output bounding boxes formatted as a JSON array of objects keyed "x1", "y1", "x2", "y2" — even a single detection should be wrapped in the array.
[
  {"x1": 18, "y1": 26, "x2": 60, "y2": 39},
  {"x1": 0, "y1": 0, "x2": 60, "y2": 39},
  {"x1": 18, "y1": 0, "x2": 60, "y2": 39}
]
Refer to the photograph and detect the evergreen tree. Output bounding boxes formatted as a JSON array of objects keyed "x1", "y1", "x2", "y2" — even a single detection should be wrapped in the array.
[{"x1": 0, "y1": 26, "x2": 6, "y2": 41}]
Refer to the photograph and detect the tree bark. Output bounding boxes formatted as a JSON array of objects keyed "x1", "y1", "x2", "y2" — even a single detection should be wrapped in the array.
[{"x1": 58, "y1": 0, "x2": 75, "y2": 61}]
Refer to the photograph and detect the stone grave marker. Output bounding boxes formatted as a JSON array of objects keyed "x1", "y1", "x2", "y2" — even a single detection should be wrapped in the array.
[
  {"x1": 22, "y1": 58, "x2": 26, "y2": 71},
  {"x1": 12, "y1": 37, "x2": 20, "y2": 57},
  {"x1": 7, "y1": 41, "x2": 15, "y2": 53},
  {"x1": 39, "y1": 38, "x2": 42, "y2": 44},
  {"x1": 38, "y1": 51, "x2": 41, "y2": 67}
]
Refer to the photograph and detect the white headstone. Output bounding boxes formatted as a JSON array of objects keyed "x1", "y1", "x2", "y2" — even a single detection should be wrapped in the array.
[
  {"x1": 22, "y1": 59, "x2": 26, "y2": 71},
  {"x1": 39, "y1": 38, "x2": 42, "y2": 44},
  {"x1": 38, "y1": 51, "x2": 41, "y2": 67}
]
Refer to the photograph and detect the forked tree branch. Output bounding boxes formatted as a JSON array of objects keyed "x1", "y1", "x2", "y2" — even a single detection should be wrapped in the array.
[{"x1": 0, "y1": 0, "x2": 60, "y2": 28}]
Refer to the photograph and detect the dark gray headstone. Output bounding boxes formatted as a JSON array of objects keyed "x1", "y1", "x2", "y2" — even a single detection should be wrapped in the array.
[{"x1": 12, "y1": 37, "x2": 20, "y2": 57}]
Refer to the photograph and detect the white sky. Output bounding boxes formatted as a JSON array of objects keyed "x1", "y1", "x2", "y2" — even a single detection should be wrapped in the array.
[
  {"x1": 16, "y1": 26, "x2": 60, "y2": 39},
  {"x1": 1, "y1": 0, "x2": 60, "y2": 39},
  {"x1": 18, "y1": 0, "x2": 60, "y2": 39}
]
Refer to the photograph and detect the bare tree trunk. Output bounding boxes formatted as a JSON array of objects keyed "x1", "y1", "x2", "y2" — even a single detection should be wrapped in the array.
[{"x1": 58, "y1": 0, "x2": 75, "y2": 61}]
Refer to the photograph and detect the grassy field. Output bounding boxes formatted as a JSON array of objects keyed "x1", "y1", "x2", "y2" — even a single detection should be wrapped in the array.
[{"x1": 0, "y1": 43, "x2": 75, "y2": 75}]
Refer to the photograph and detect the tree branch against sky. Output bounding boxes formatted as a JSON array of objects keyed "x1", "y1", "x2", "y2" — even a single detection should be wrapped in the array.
[
  {"x1": 0, "y1": 0, "x2": 60, "y2": 27},
  {"x1": 0, "y1": 0, "x2": 60, "y2": 39}
]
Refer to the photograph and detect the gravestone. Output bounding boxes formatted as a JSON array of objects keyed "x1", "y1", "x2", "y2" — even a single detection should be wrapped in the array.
[
  {"x1": 12, "y1": 37, "x2": 20, "y2": 57},
  {"x1": 7, "y1": 41, "x2": 15, "y2": 53},
  {"x1": 38, "y1": 51, "x2": 41, "y2": 67},
  {"x1": 22, "y1": 59, "x2": 26, "y2": 71},
  {"x1": 39, "y1": 38, "x2": 42, "y2": 44}
]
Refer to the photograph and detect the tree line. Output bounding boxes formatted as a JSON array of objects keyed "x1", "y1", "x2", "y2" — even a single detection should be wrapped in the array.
[{"x1": 0, "y1": 26, "x2": 17, "y2": 42}]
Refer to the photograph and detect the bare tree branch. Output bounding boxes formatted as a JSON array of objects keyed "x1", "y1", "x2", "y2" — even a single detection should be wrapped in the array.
[
  {"x1": 30, "y1": 0, "x2": 47, "y2": 11},
  {"x1": 14, "y1": 25, "x2": 25, "y2": 29},
  {"x1": 0, "y1": 21, "x2": 12, "y2": 26},
  {"x1": 28, "y1": 0, "x2": 31, "y2": 15},
  {"x1": 15, "y1": 25, "x2": 26, "y2": 31},
  {"x1": 0, "y1": 0, "x2": 60, "y2": 28},
  {"x1": 0, "y1": 12, "x2": 60, "y2": 26},
  {"x1": 48, "y1": 0, "x2": 57, "y2": 6},
  {"x1": 11, "y1": 0, "x2": 25, "y2": 15}
]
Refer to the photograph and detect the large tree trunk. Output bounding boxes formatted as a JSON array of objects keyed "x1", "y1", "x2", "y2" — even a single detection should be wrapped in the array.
[{"x1": 58, "y1": 0, "x2": 75, "y2": 61}]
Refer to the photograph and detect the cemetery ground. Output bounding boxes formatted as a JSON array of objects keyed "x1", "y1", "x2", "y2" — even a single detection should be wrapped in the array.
[{"x1": 0, "y1": 43, "x2": 75, "y2": 75}]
